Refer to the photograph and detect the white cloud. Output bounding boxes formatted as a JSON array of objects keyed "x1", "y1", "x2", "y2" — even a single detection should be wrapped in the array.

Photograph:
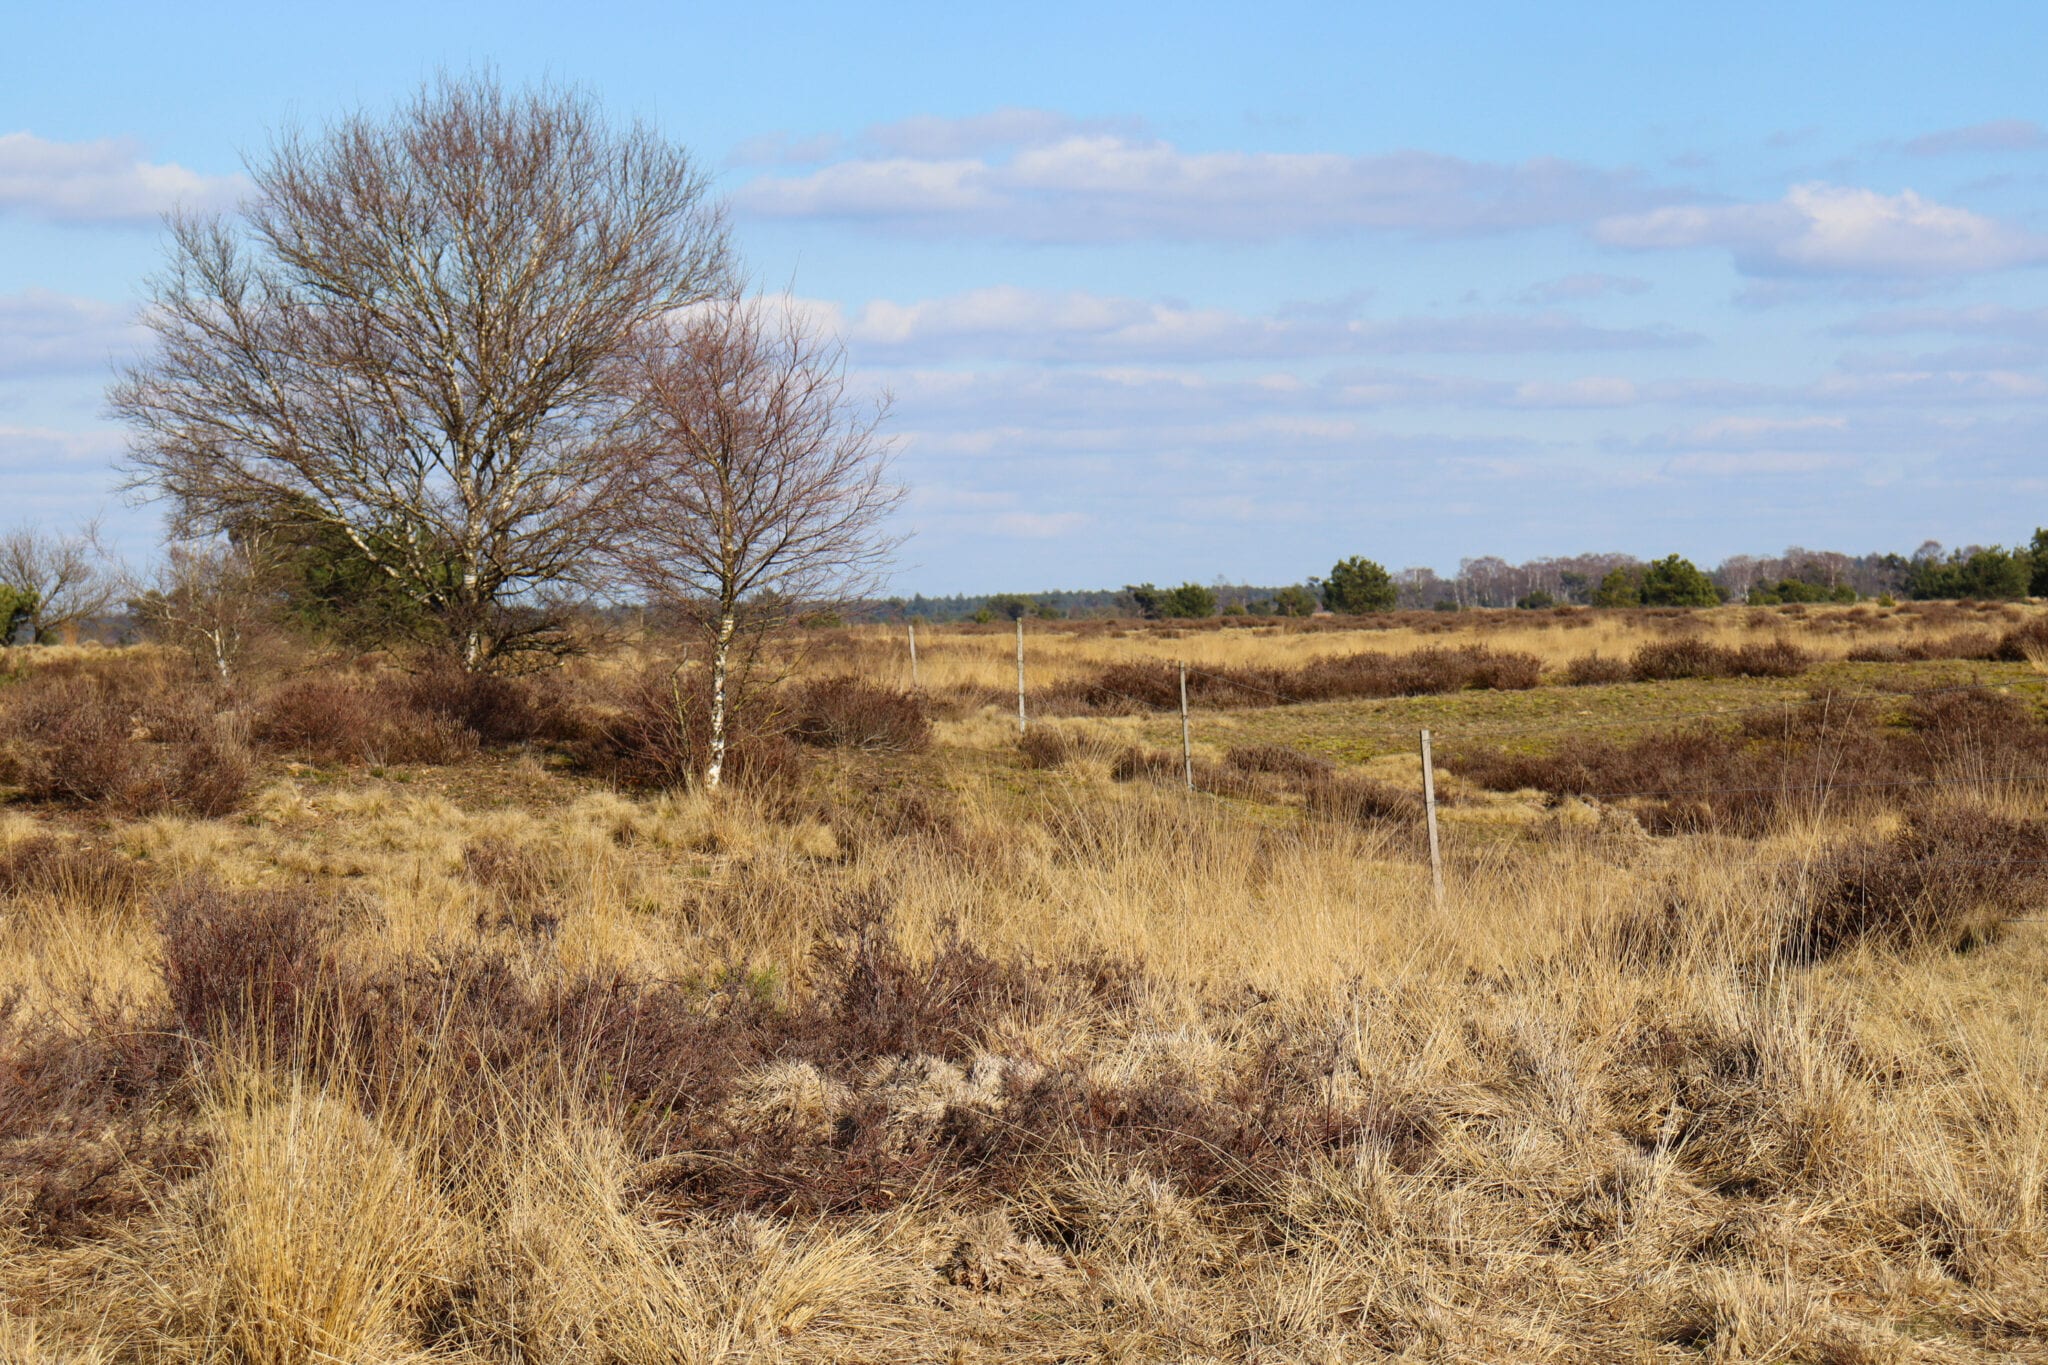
[
  {"x1": 1903, "y1": 120, "x2": 2048, "y2": 156},
  {"x1": 737, "y1": 133, "x2": 1660, "y2": 242},
  {"x1": 1833, "y1": 304, "x2": 2048, "y2": 341},
  {"x1": 0, "y1": 290, "x2": 146, "y2": 376},
  {"x1": 1596, "y1": 182, "x2": 2048, "y2": 276},
  {"x1": 0, "y1": 131, "x2": 245, "y2": 224},
  {"x1": 1660, "y1": 451, "x2": 1859, "y2": 476},
  {"x1": 1692, "y1": 415, "x2": 1848, "y2": 442},
  {"x1": 725, "y1": 131, "x2": 844, "y2": 167},
  {"x1": 1510, "y1": 376, "x2": 1640, "y2": 407},
  {"x1": 863, "y1": 108, "x2": 1143, "y2": 158},
  {"x1": 0, "y1": 423, "x2": 125, "y2": 463},
  {"x1": 991, "y1": 510, "x2": 1091, "y2": 538},
  {"x1": 828, "y1": 286, "x2": 1697, "y2": 363},
  {"x1": 1517, "y1": 273, "x2": 1651, "y2": 304}
]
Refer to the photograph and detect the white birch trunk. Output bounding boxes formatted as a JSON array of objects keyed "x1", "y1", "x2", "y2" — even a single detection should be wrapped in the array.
[{"x1": 705, "y1": 608, "x2": 736, "y2": 791}]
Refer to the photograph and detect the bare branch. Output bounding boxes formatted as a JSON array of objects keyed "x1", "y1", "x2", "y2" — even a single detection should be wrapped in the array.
[
  {"x1": 110, "y1": 73, "x2": 731, "y2": 668},
  {"x1": 611, "y1": 294, "x2": 906, "y2": 787},
  {"x1": 0, "y1": 522, "x2": 119, "y2": 644}
]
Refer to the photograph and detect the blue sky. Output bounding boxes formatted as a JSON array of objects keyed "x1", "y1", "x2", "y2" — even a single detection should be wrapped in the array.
[{"x1": 5, "y1": 1, "x2": 2048, "y2": 593}]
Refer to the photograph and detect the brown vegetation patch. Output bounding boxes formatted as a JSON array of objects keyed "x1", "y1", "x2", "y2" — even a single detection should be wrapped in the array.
[
  {"x1": 788, "y1": 676, "x2": 931, "y2": 753},
  {"x1": 1789, "y1": 808, "x2": 2048, "y2": 962},
  {"x1": 2, "y1": 673, "x2": 252, "y2": 817},
  {"x1": 1051, "y1": 644, "x2": 1543, "y2": 714},
  {"x1": 1450, "y1": 687, "x2": 2048, "y2": 836},
  {"x1": 1628, "y1": 637, "x2": 1811, "y2": 681}
]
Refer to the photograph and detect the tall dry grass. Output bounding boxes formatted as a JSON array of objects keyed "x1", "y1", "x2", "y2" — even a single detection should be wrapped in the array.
[{"x1": 4, "y1": 626, "x2": 2048, "y2": 1360}]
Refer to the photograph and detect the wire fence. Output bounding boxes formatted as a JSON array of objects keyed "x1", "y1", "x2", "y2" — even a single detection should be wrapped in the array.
[{"x1": 902, "y1": 624, "x2": 2048, "y2": 912}]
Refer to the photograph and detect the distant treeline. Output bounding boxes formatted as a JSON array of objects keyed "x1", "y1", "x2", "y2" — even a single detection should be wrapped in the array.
[{"x1": 867, "y1": 533, "x2": 2048, "y2": 622}]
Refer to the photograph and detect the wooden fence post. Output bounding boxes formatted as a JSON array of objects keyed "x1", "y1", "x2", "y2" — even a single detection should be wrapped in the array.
[
  {"x1": 1179, "y1": 661, "x2": 1193, "y2": 789},
  {"x1": 907, "y1": 621, "x2": 919, "y2": 689},
  {"x1": 1015, "y1": 616, "x2": 1027, "y2": 733},
  {"x1": 1421, "y1": 728, "x2": 1444, "y2": 910}
]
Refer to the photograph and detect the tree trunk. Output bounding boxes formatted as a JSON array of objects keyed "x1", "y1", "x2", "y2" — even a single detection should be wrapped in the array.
[{"x1": 705, "y1": 609, "x2": 735, "y2": 791}]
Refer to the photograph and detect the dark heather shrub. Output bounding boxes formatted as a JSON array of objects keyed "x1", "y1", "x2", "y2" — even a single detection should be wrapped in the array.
[
  {"x1": 1788, "y1": 809, "x2": 2048, "y2": 962},
  {"x1": 789, "y1": 676, "x2": 931, "y2": 753},
  {"x1": 1901, "y1": 688, "x2": 2048, "y2": 780},
  {"x1": 7, "y1": 676, "x2": 252, "y2": 818},
  {"x1": 1630, "y1": 638, "x2": 1728, "y2": 681},
  {"x1": 1303, "y1": 772, "x2": 1423, "y2": 824},
  {"x1": 1463, "y1": 648, "x2": 1544, "y2": 690},
  {"x1": 254, "y1": 677, "x2": 478, "y2": 766},
  {"x1": 1225, "y1": 744, "x2": 1335, "y2": 780},
  {"x1": 1055, "y1": 645, "x2": 1543, "y2": 716},
  {"x1": 1018, "y1": 727, "x2": 1076, "y2": 769},
  {"x1": 1846, "y1": 631, "x2": 2000, "y2": 663},
  {"x1": 1726, "y1": 639, "x2": 1811, "y2": 677},
  {"x1": 158, "y1": 878, "x2": 338, "y2": 1047},
  {"x1": 399, "y1": 665, "x2": 586, "y2": 746},
  {"x1": 1060, "y1": 662, "x2": 1180, "y2": 712},
  {"x1": 603, "y1": 665, "x2": 805, "y2": 795},
  {"x1": 1565, "y1": 654, "x2": 1632, "y2": 686},
  {"x1": 1993, "y1": 614, "x2": 2048, "y2": 662}
]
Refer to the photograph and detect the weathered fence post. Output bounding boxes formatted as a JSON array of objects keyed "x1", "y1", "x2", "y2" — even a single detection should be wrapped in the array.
[
  {"x1": 907, "y1": 621, "x2": 919, "y2": 689},
  {"x1": 1015, "y1": 616, "x2": 1027, "y2": 733},
  {"x1": 1179, "y1": 661, "x2": 1194, "y2": 789},
  {"x1": 1421, "y1": 728, "x2": 1444, "y2": 910}
]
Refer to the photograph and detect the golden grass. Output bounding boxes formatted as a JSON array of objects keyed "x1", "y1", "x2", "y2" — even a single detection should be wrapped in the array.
[
  {"x1": 816, "y1": 600, "x2": 2048, "y2": 694},
  {"x1": 6, "y1": 620, "x2": 2048, "y2": 1360}
]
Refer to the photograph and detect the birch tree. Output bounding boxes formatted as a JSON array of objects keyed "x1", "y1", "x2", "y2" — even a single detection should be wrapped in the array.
[
  {"x1": 110, "y1": 74, "x2": 729, "y2": 668},
  {"x1": 0, "y1": 523, "x2": 118, "y2": 645},
  {"x1": 131, "y1": 539, "x2": 277, "y2": 686},
  {"x1": 616, "y1": 297, "x2": 902, "y2": 790}
]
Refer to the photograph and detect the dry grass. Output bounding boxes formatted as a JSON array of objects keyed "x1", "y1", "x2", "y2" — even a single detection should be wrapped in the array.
[
  {"x1": 810, "y1": 599, "x2": 2047, "y2": 696},
  {"x1": 4, "y1": 614, "x2": 2048, "y2": 1360}
]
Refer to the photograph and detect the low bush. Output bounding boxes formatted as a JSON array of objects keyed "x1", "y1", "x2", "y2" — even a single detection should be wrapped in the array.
[
  {"x1": 158, "y1": 878, "x2": 339, "y2": 1047},
  {"x1": 1726, "y1": 639, "x2": 1811, "y2": 677},
  {"x1": 399, "y1": 665, "x2": 583, "y2": 746},
  {"x1": 1788, "y1": 808, "x2": 2048, "y2": 962},
  {"x1": 1629, "y1": 638, "x2": 1809, "y2": 681},
  {"x1": 254, "y1": 678, "x2": 478, "y2": 766},
  {"x1": 1992, "y1": 614, "x2": 2048, "y2": 663},
  {"x1": 1224, "y1": 744, "x2": 1335, "y2": 780},
  {"x1": 1449, "y1": 687, "x2": 2048, "y2": 836},
  {"x1": 1053, "y1": 645, "x2": 1544, "y2": 714},
  {"x1": 1564, "y1": 654, "x2": 1632, "y2": 686},
  {"x1": 601, "y1": 665, "x2": 806, "y2": 795},
  {"x1": 1845, "y1": 631, "x2": 2001, "y2": 663},
  {"x1": 4, "y1": 675, "x2": 252, "y2": 818},
  {"x1": 788, "y1": 676, "x2": 931, "y2": 753}
]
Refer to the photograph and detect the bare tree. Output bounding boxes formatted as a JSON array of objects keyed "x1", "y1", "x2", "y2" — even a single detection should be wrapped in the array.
[
  {"x1": 110, "y1": 73, "x2": 730, "y2": 669},
  {"x1": 131, "y1": 539, "x2": 278, "y2": 686},
  {"x1": 0, "y1": 523, "x2": 118, "y2": 644},
  {"x1": 615, "y1": 297, "x2": 903, "y2": 790}
]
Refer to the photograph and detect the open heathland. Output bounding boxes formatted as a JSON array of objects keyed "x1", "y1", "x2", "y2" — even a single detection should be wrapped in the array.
[{"x1": 5, "y1": 601, "x2": 2048, "y2": 1362}]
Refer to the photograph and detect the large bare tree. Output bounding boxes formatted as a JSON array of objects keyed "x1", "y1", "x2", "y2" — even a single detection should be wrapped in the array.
[
  {"x1": 0, "y1": 523, "x2": 118, "y2": 645},
  {"x1": 110, "y1": 74, "x2": 730, "y2": 668},
  {"x1": 616, "y1": 297, "x2": 903, "y2": 789}
]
